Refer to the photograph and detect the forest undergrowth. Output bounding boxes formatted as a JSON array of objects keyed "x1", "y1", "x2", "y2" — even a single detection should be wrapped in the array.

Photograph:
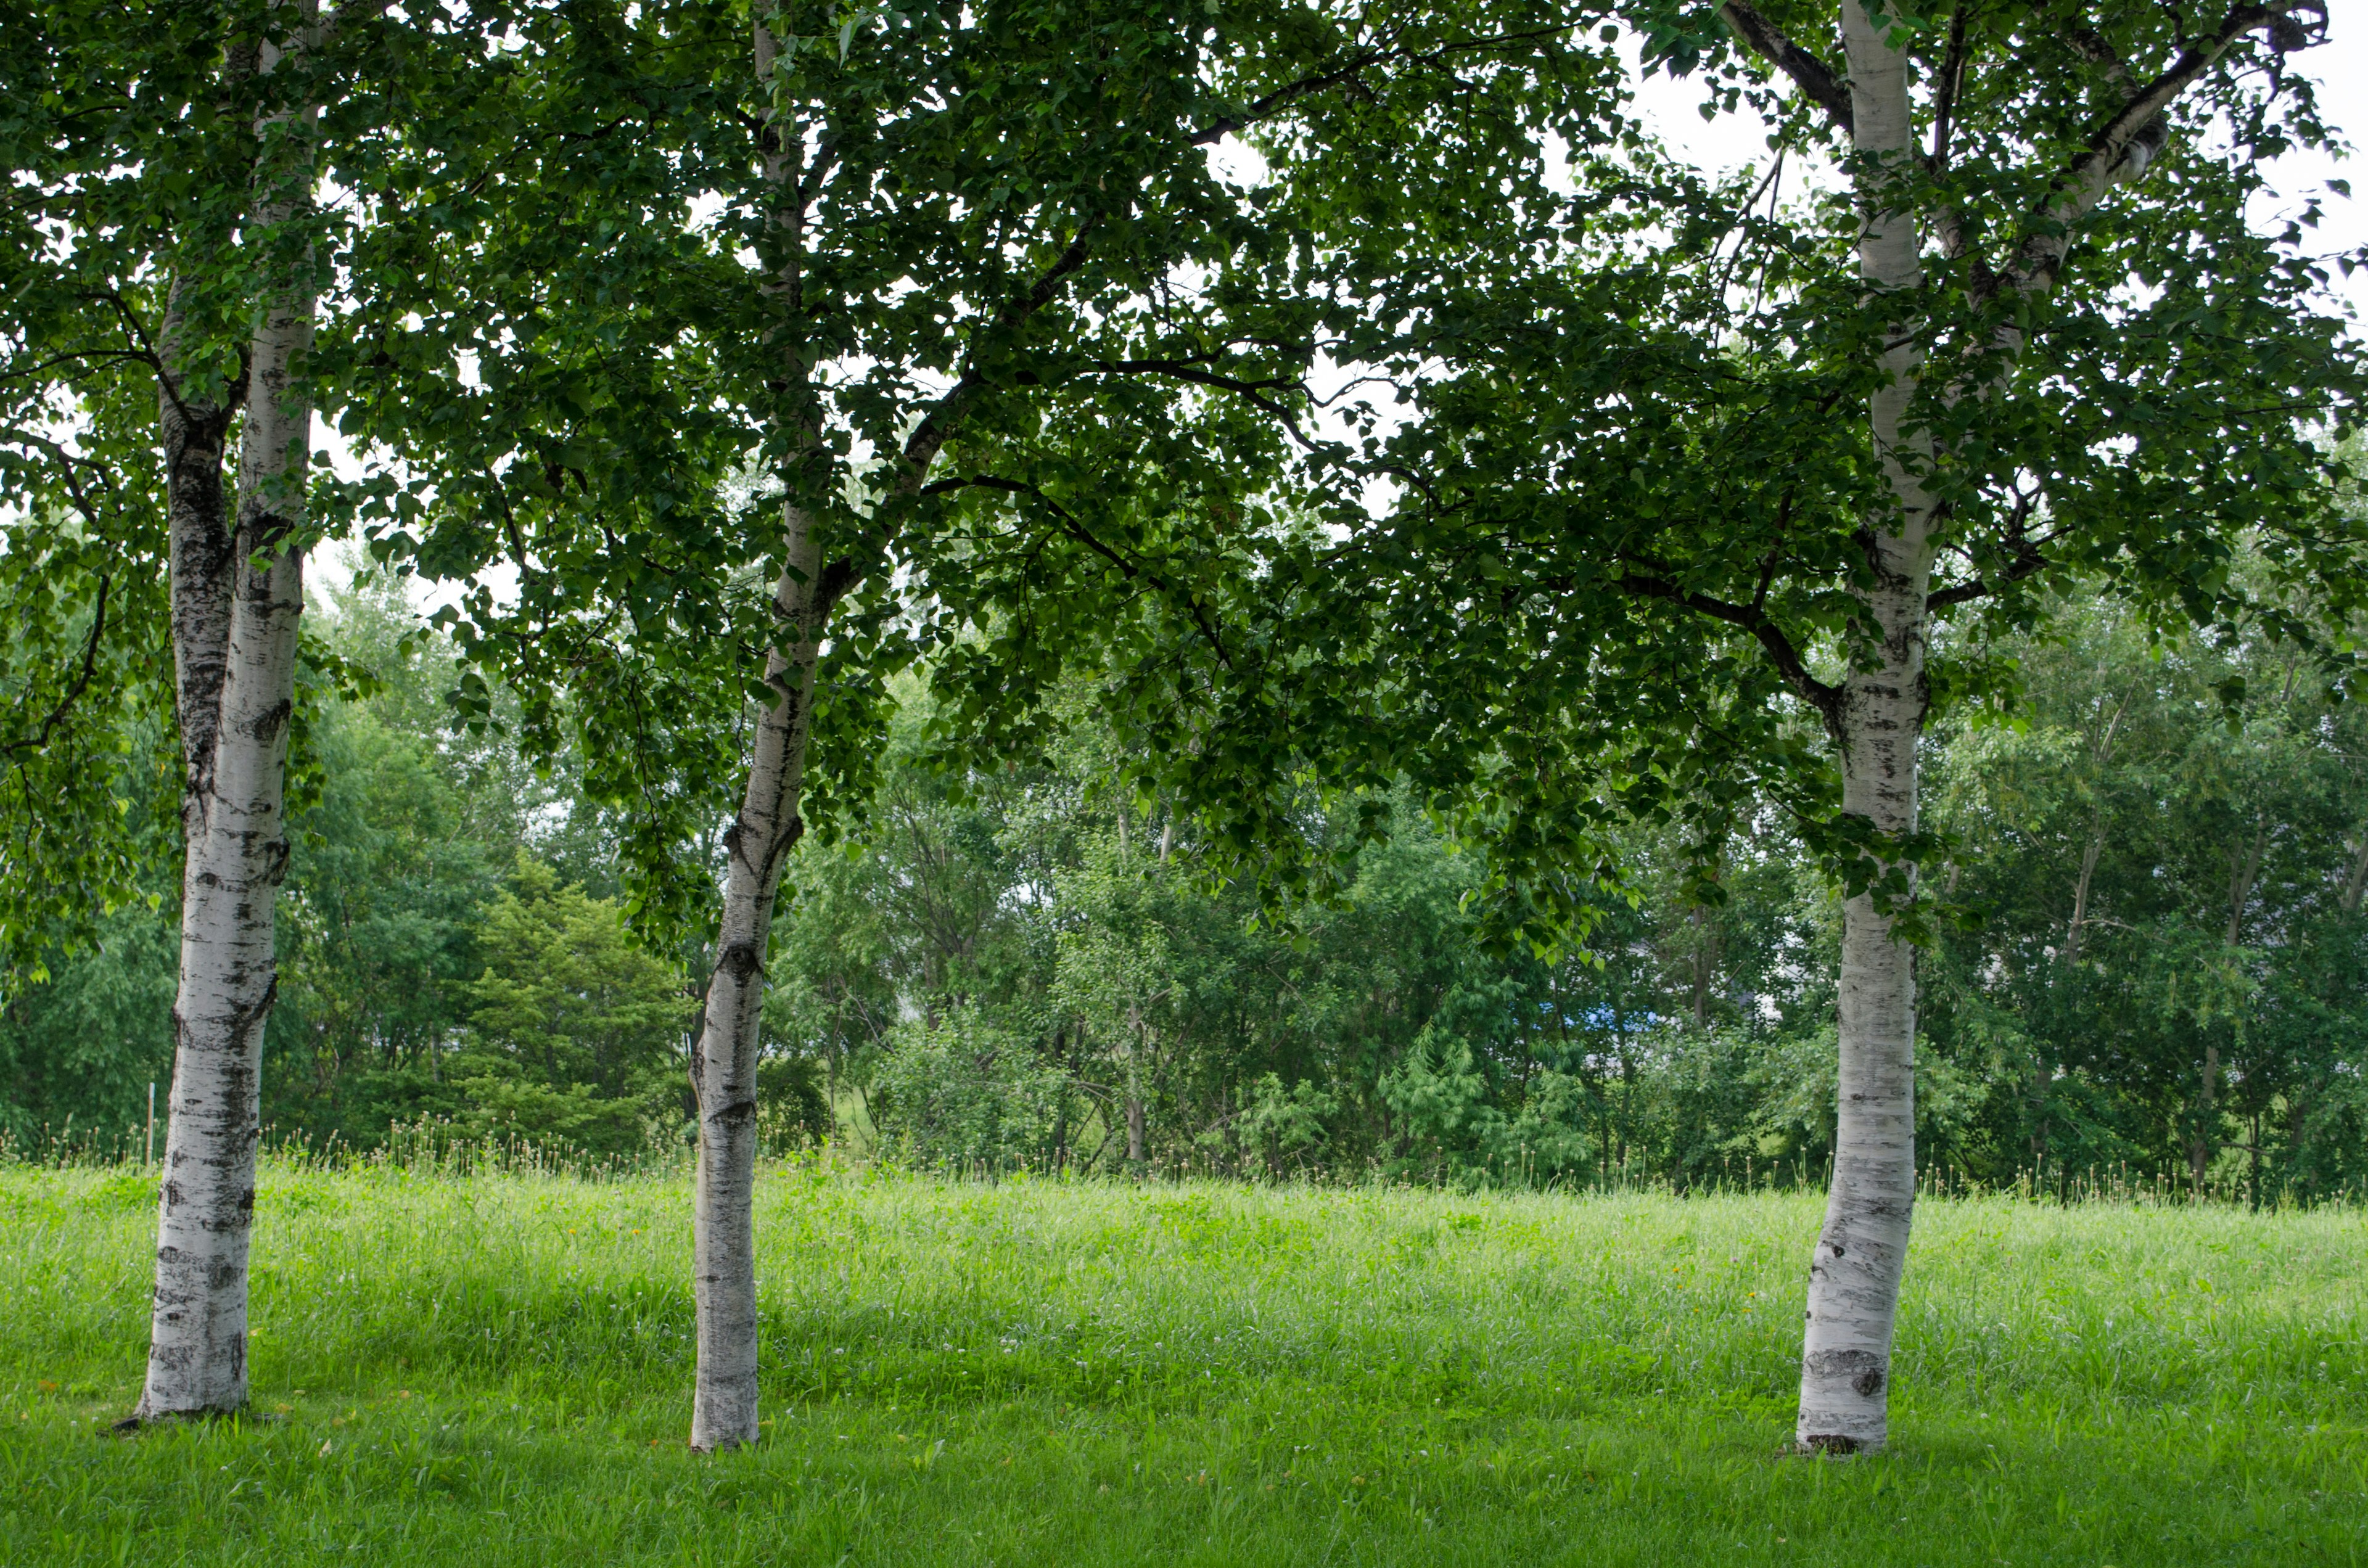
[{"x1": 3, "y1": 1162, "x2": 2363, "y2": 1566}]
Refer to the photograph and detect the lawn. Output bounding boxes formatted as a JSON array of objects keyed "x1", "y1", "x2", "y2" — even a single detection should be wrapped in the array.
[{"x1": 2, "y1": 1161, "x2": 2362, "y2": 1565}]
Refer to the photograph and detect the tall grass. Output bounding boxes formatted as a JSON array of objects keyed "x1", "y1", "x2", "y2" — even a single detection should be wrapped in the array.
[{"x1": 3, "y1": 1161, "x2": 2362, "y2": 1565}]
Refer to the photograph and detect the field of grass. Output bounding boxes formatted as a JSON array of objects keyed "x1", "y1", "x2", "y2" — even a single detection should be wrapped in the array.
[{"x1": 2, "y1": 1162, "x2": 2364, "y2": 1566}]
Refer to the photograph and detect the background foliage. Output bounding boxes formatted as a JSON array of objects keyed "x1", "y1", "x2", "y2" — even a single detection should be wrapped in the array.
[{"x1": 10, "y1": 552, "x2": 2368, "y2": 1204}]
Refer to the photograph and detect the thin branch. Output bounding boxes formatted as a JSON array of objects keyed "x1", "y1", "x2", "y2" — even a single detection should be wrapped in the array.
[
  {"x1": 1928, "y1": 490, "x2": 2050, "y2": 608},
  {"x1": 1090, "y1": 357, "x2": 1308, "y2": 424},
  {"x1": 1, "y1": 575, "x2": 111, "y2": 759},
  {"x1": 1930, "y1": 5, "x2": 1970, "y2": 171},
  {"x1": 1614, "y1": 569, "x2": 1842, "y2": 729},
  {"x1": 921, "y1": 474, "x2": 1233, "y2": 668}
]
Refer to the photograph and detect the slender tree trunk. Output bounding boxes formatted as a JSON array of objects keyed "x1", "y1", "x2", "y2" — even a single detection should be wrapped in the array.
[
  {"x1": 1124, "y1": 1002, "x2": 1148, "y2": 1172},
  {"x1": 2187, "y1": 1038, "x2": 2219, "y2": 1199},
  {"x1": 1688, "y1": 901, "x2": 1722, "y2": 1032},
  {"x1": 681, "y1": 2, "x2": 842, "y2": 1453},
  {"x1": 2248, "y1": 1109, "x2": 2262, "y2": 1212},
  {"x1": 2340, "y1": 827, "x2": 2368, "y2": 914},
  {"x1": 2185, "y1": 831, "x2": 2263, "y2": 1200},
  {"x1": 689, "y1": 507, "x2": 831, "y2": 1452},
  {"x1": 138, "y1": 2, "x2": 320, "y2": 1421},
  {"x1": 1796, "y1": 0, "x2": 1932, "y2": 1457},
  {"x1": 2062, "y1": 837, "x2": 2102, "y2": 965}
]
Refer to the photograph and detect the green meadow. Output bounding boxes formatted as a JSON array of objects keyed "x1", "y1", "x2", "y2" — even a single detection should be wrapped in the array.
[{"x1": 4, "y1": 1162, "x2": 2363, "y2": 1566}]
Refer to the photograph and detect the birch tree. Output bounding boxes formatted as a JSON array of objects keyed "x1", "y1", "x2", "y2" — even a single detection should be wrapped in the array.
[
  {"x1": 1138, "y1": 0, "x2": 2364, "y2": 1453},
  {"x1": 1652, "y1": 0, "x2": 2357, "y2": 1452},
  {"x1": 131, "y1": 0, "x2": 332, "y2": 1421},
  {"x1": 5, "y1": 0, "x2": 486, "y2": 1418},
  {"x1": 355, "y1": 0, "x2": 1632, "y2": 1450}
]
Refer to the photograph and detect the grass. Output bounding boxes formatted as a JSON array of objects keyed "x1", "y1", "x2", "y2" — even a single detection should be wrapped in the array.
[{"x1": 2, "y1": 1162, "x2": 2364, "y2": 1566}]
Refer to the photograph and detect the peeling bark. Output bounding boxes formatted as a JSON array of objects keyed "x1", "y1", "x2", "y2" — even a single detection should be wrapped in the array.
[{"x1": 138, "y1": 0, "x2": 321, "y2": 1422}]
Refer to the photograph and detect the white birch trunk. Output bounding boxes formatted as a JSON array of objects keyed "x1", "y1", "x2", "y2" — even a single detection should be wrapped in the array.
[
  {"x1": 682, "y1": 2, "x2": 842, "y2": 1455},
  {"x1": 689, "y1": 508, "x2": 829, "y2": 1452},
  {"x1": 1794, "y1": 0, "x2": 1931, "y2": 1456},
  {"x1": 136, "y1": 2, "x2": 319, "y2": 1422}
]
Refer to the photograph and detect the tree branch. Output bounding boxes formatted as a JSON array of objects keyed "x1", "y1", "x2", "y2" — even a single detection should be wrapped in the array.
[
  {"x1": 1614, "y1": 569, "x2": 1842, "y2": 730},
  {"x1": 1718, "y1": 2, "x2": 1854, "y2": 136},
  {"x1": 1929, "y1": 4, "x2": 1968, "y2": 171},
  {"x1": 1090, "y1": 357, "x2": 1309, "y2": 426},
  {"x1": 1928, "y1": 491, "x2": 2050, "y2": 608},
  {"x1": 901, "y1": 222, "x2": 1099, "y2": 483},
  {"x1": 921, "y1": 474, "x2": 1233, "y2": 668},
  {"x1": 1, "y1": 575, "x2": 110, "y2": 759},
  {"x1": 1999, "y1": 2, "x2": 2317, "y2": 296},
  {"x1": 1191, "y1": 25, "x2": 1573, "y2": 145}
]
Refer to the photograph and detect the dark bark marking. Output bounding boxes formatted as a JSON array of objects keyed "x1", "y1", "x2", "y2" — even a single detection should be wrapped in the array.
[
  {"x1": 1805, "y1": 1347, "x2": 1885, "y2": 1382},
  {"x1": 246, "y1": 697, "x2": 294, "y2": 746}
]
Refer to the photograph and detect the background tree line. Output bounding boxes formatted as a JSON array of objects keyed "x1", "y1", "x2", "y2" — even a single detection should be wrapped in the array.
[{"x1": 12, "y1": 551, "x2": 2367, "y2": 1205}]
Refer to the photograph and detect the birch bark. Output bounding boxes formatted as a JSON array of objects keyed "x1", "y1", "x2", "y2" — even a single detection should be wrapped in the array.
[
  {"x1": 689, "y1": 505, "x2": 831, "y2": 1451},
  {"x1": 1794, "y1": 0, "x2": 1930, "y2": 1456},
  {"x1": 138, "y1": 0, "x2": 321, "y2": 1421},
  {"x1": 686, "y1": 0, "x2": 1100, "y2": 1445},
  {"x1": 685, "y1": 6, "x2": 834, "y2": 1451}
]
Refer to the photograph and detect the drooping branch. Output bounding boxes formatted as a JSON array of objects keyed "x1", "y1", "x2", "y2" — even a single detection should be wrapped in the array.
[
  {"x1": 1717, "y1": 2, "x2": 1854, "y2": 136},
  {"x1": 921, "y1": 474, "x2": 1234, "y2": 667},
  {"x1": 1614, "y1": 569, "x2": 1843, "y2": 731},
  {"x1": 0, "y1": 575, "x2": 112, "y2": 759}
]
